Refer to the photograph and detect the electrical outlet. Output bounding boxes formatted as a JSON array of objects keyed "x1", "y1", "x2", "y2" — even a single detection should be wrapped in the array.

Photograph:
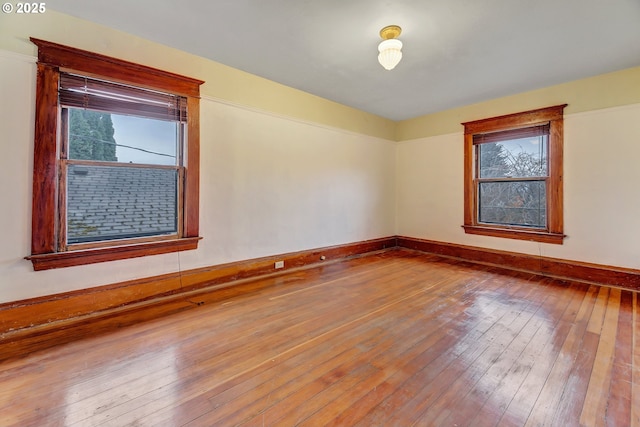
[{"x1": 274, "y1": 260, "x2": 284, "y2": 269}]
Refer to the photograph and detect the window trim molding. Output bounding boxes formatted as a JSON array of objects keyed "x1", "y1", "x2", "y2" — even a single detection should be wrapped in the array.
[
  {"x1": 28, "y1": 237, "x2": 202, "y2": 271},
  {"x1": 27, "y1": 38, "x2": 204, "y2": 270},
  {"x1": 462, "y1": 104, "x2": 567, "y2": 244}
]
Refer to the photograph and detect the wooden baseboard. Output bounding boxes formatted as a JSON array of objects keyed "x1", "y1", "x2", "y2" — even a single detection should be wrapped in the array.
[
  {"x1": 4, "y1": 234, "x2": 637, "y2": 345},
  {"x1": 397, "y1": 236, "x2": 640, "y2": 291},
  {"x1": 0, "y1": 237, "x2": 397, "y2": 337}
]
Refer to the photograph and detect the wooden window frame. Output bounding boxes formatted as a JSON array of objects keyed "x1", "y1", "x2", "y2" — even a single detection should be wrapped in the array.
[
  {"x1": 26, "y1": 38, "x2": 204, "y2": 270},
  {"x1": 462, "y1": 105, "x2": 567, "y2": 244}
]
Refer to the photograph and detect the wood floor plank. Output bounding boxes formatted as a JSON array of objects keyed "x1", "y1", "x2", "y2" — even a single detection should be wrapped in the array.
[
  {"x1": 5, "y1": 256, "x2": 410, "y2": 422},
  {"x1": 546, "y1": 285, "x2": 600, "y2": 426},
  {"x1": 495, "y1": 281, "x2": 595, "y2": 427},
  {"x1": 586, "y1": 286, "x2": 611, "y2": 334},
  {"x1": 0, "y1": 250, "x2": 637, "y2": 427},
  {"x1": 471, "y1": 281, "x2": 592, "y2": 426},
  {"x1": 357, "y1": 273, "x2": 541, "y2": 426},
  {"x1": 191, "y1": 273, "x2": 481, "y2": 426},
  {"x1": 333, "y1": 276, "x2": 505, "y2": 427},
  {"x1": 68, "y1": 259, "x2": 424, "y2": 425},
  {"x1": 416, "y1": 280, "x2": 552, "y2": 426},
  {"x1": 519, "y1": 282, "x2": 600, "y2": 427},
  {"x1": 605, "y1": 290, "x2": 634, "y2": 427},
  {"x1": 445, "y1": 280, "x2": 588, "y2": 426},
  {"x1": 461, "y1": 312, "x2": 553, "y2": 427},
  {"x1": 294, "y1": 278, "x2": 489, "y2": 426},
  {"x1": 85, "y1": 257, "x2": 460, "y2": 426},
  {"x1": 580, "y1": 288, "x2": 621, "y2": 426},
  {"x1": 202, "y1": 317, "x2": 417, "y2": 425}
]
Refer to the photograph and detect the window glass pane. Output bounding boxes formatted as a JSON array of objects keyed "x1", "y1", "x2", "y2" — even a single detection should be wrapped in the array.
[
  {"x1": 67, "y1": 108, "x2": 179, "y2": 166},
  {"x1": 478, "y1": 180, "x2": 546, "y2": 228},
  {"x1": 478, "y1": 135, "x2": 547, "y2": 178},
  {"x1": 67, "y1": 164, "x2": 178, "y2": 244}
]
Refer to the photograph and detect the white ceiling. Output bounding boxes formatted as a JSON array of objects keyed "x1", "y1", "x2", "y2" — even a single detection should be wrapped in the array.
[{"x1": 49, "y1": 0, "x2": 640, "y2": 121}]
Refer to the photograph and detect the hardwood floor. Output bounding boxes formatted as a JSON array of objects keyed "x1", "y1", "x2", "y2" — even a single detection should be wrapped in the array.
[{"x1": 0, "y1": 249, "x2": 638, "y2": 426}]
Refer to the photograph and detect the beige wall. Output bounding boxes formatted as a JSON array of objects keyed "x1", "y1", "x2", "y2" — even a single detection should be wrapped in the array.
[
  {"x1": 396, "y1": 103, "x2": 640, "y2": 269},
  {"x1": 1, "y1": 9, "x2": 639, "y2": 304},
  {"x1": 394, "y1": 40, "x2": 640, "y2": 273},
  {"x1": 0, "y1": 12, "x2": 396, "y2": 303}
]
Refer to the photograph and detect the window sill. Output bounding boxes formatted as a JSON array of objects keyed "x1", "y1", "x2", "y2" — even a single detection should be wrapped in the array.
[
  {"x1": 462, "y1": 225, "x2": 565, "y2": 244},
  {"x1": 26, "y1": 237, "x2": 201, "y2": 271}
]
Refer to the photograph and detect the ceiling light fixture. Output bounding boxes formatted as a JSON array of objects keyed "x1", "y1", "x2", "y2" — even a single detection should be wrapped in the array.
[{"x1": 378, "y1": 25, "x2": 403, "y2": 70}]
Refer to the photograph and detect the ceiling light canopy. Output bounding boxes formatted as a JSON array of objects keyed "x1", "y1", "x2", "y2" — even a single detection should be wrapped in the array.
[{"x1": 378, "y1": 25, "x2": 402, "y2": 70}]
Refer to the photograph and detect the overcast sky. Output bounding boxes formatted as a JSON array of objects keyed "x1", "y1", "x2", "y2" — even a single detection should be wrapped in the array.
[
  {"x1": 111, "y1": 114, "x2": 178, "y2": 166},
  {"x1": 500, "y1": 136, "x2": 547, "y2": 158}
]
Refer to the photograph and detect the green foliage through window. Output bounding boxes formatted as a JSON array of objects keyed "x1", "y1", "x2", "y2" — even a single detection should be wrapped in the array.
[{"x1": 68, "y1": 109, "x2": 118, "y2": 162}]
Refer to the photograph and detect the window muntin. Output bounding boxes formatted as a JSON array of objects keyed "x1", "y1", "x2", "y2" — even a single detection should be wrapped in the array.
[{"x1": 462, "y1": 105, "x2": 566, "y2": 244}]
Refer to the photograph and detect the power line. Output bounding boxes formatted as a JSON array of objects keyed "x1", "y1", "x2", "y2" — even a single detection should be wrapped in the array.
[{"x1": 69, "y1": 133, "x2": 176, "y2": 159}]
